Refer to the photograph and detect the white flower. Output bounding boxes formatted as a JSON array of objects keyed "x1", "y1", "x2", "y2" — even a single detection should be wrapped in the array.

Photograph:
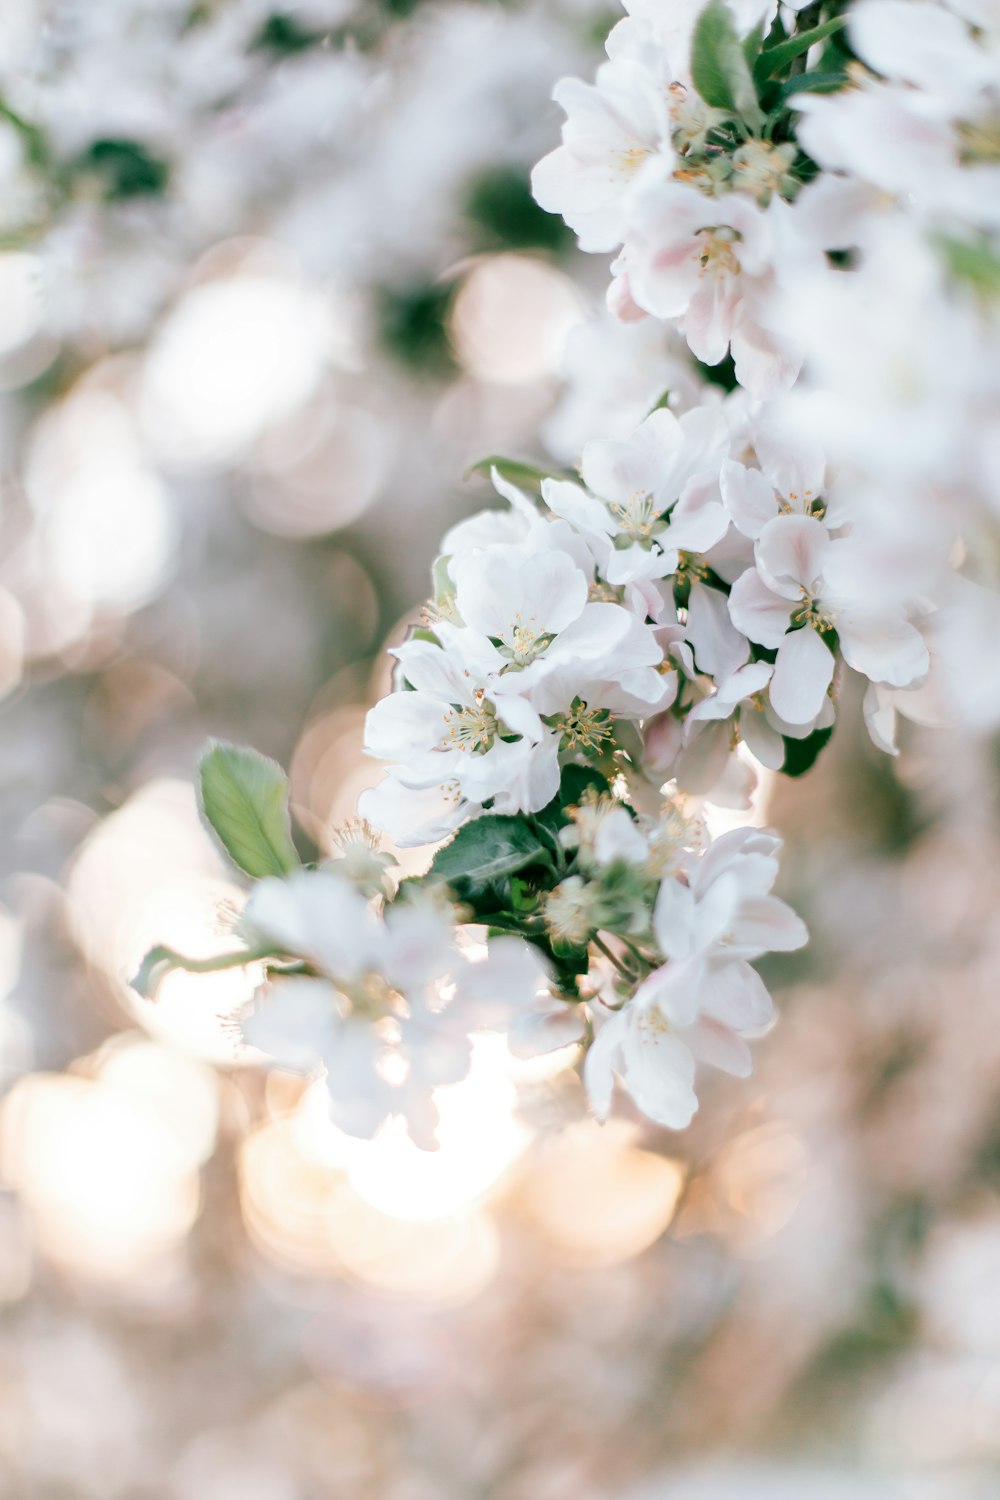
[
  {"x1": 584, "y1": 827, "x2": 806, "y2": 1130},
  {"x1": 620, "y1": 177, "x2": 805, "y2": 396},
  {"x1": 531, "y1": 59, "x2": 673, "y2": 253},
  {"x1": 452, "y1": 539, "x2": 676, "y2": 721},
  {"x1": 242, "y1": 869, "x2": 378, "y2": 979},
  {"x1": 362, "y1": 623, "x2": 557, "y2": 840},
  {"x1": 793, "y1": 2, "x2": 1000, "y2": 231},
  {"x1": 722, "y1": 421, "x2": 828, "y2": 540},
  {"x1": 542, "y1": 309, "x2": 705, "y2": 465},
  {"x1": 542, "y1": 405, "x2": 731, "y2": 584},
  {"x1": 454, "y1": 936, "x2": 585, "y2": 1058},
  {"x1": 241, "y1": 876, "x2": 479, "y2": 1148},
  {"x1": 686, "y1": 657, "x2": 833, "y2": 772},
  {"x1": 729, "y1": 514, "x2": 929, "y2": 724}
]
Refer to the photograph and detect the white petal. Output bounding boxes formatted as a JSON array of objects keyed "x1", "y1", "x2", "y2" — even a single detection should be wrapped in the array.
[
  {"x1": 769, "y1": 628, "x2": 835, "y2": 725},
  {"x1": 838, "y1": 610, "x2": 929, "y2": 689},
  {"x1": 583, "y1": 1008, "x2": 625, "y2": 1122},
  {"x1": 651, "y1": 879, "x2": 697, "y2": 963},
  {"x1": 756, "y1": 513, "x2": 830, "y2": 596},
  {"x1": 721, "y1": 459, "x2": 777, "y2": 539},
  {"x1": 728, "y1": 566, "x2": 795, "y2": 650},
  {"x1": 686, "y1": 579, "x2": 750, "y2": 680},
  {"x1": 684, "y1": 1017, "x2": 753, "y2": 1077}
]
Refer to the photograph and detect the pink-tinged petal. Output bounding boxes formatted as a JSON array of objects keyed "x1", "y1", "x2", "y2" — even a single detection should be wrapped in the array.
[
  {"x1": 769, "y1": 627, "x2": 835, "y2": 725},
  {"x1": 730, "y1": 309, "x2": 800, "y2": 399},
  {"x1": 728, "y1": 566, "x2": 795, "y2": 649},
  {"x1": 685, "y1": 1017, "x2": 753, "y2": 1077},
  {"x1": 700, "y1": 959, "x2": 775, "y2": 1032},
  {"x1": 756, "y1": 513, "x2": 830, "y2": 596},
  {"x1": 721, "y1": 459, "x2": 778, "y2": 539},
  {"x1": 837, "y1": 610, "x2": 929, "y2": 688},
  {"x1": 730, "y1": 895, "x2": 809, "y2": 958},
  {"x1": 607, "y1": 270, "x2": 648, "y2": 322},
  {"x1": 602, "y1": 663, "x2": 678, "y2": 716},
  {"x1": 643, "y1": 709, "x2": 685, "y2": 774},
  {"x1": 686, "y1": 580, "x2": 750, "y2": 680},
  {"x1": 665, "y1": 477, "x2": 729, "y2": 552},
  {"x1": 675, "y1": 719, "x2": 735, "y2": 796},
  {"x1": 684, "y1": 275, "x2": 740, "y2": 366}
]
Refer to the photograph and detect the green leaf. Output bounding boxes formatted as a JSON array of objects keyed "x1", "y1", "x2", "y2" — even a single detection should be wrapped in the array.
[
  {"x1": 198, "y1": 740, "x2": 301, "y2": 879},
  {"x1": 559, "y1": 763, "x2": 612, "y2": 808},
  {"x1": 533, "y1": 764, "x2": 612, "y2": 844},
  {"x1": 742, "y1": 20, "x2": 766, "y2": 68},
  {"x1": 464, "y1": 454, "x2": 552, "y2": 496},
  {"x1": 690, "y1": 0, "x2": 764, "y2": 130},
  {"x1": 131, "y1": 943, "x2": 277, "y2": 1000},
  {"x1": 755, "y1": 15, "x2": 847, "y2": 79},
  {"x1": 781, "y1": 725, "x2": 834, "y2": 778},
  {"x1": 427, "y1": 814, "x2": 552, "y2": 895},
  {"x1": 939, "y1": 235, "x2": 1000, "y2": 298},
  {"x1": 778, "y1": 68, "x2": 850, "y2": 104}
]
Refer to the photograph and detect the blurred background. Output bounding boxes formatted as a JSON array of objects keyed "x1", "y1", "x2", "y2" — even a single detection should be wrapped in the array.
[{"x1": 1, "y1": 3, "x2": 999, "y2": 1497}]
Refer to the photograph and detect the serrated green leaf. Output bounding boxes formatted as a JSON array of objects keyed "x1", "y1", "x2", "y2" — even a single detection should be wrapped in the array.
[
  {"x1": 464, "y1": 454, "x2": 552, "y2": 495},
  {"x1": 198, "y1": 740, "x2": 301, "y2": 879},
  {"x1": 427, "y1": 814, "x2": 552, "y2": 892},
  {"x1": 755, "y1": 15, "x2": 847, "y2": 79},
  {"x1": 781, "y1": 725, "x2": 834, "y2": 778},
  {"x1": 690, "y1": 0, "x2": 764, "y2": 130},
  {"x1": 131, "y1": 942, "x2": 277, "y2": 1000}
]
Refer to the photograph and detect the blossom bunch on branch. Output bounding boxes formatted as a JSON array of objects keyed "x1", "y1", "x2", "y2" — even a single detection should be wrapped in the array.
[{"x1": 135, "y1": 0, "x2": 1000, "y2": 1149}]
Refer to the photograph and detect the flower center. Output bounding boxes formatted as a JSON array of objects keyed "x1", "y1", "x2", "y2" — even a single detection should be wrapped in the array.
[
  {"x1": 608, "y1": 487, "x2": 660, "y2": 541},
  {"x1": 612, "y1": 143, "x2": 652, "y2": 179},
  {"x1": 695, "y1": 226, "x2": 741, "y2": 279},
  {"x1": 497, "y1": 615, "x2": 554, "y2": 666},
  {"x1": 553, "y1": 700, "x2": 615, "y2": 753},
  {"x1": 442, "y1": 701, "x2": 498, "y2": 753}
]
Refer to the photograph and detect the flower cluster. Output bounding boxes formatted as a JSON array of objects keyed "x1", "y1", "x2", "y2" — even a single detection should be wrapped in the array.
[{"x1": 137, "y1": 0, "x2": 1000, "y2": 1150}]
